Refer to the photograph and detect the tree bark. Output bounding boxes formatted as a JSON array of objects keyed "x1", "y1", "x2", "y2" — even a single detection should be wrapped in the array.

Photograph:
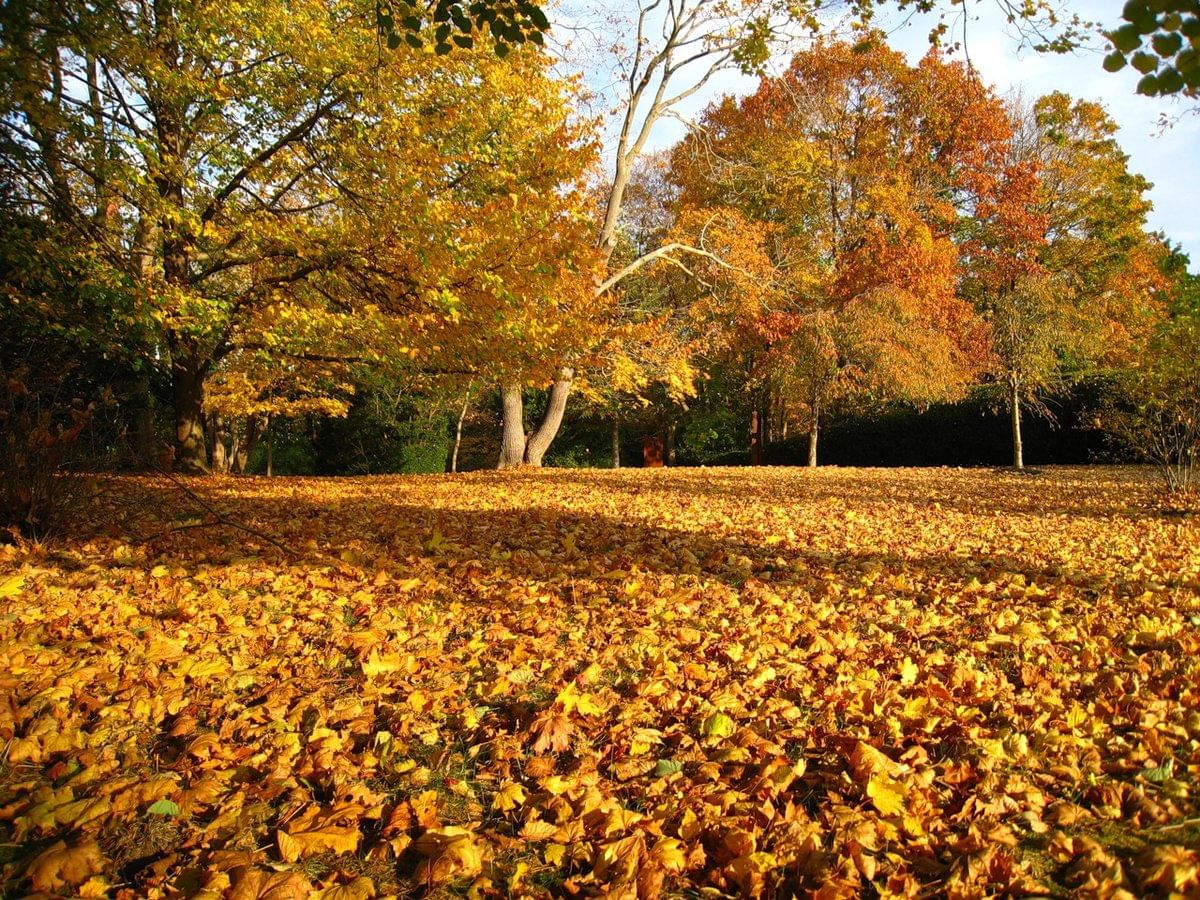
[
  {"x1": 1010, "y1": 377, "x2": 1024, "y2": 470},
  {"x1": 131, "y1": 373, "x2": 155, "y2": 468},
  {"x1": 665, "y1": 421, "x2": 676, "y2": 466},
  {"x1": 210, "y1": 414, "x2": 229, "y2": 474},
  {"x1": 750, "y1": 409, "x2": 762, "y2": 466},
  {"x1": 265, "y1": 414, "x2": 273, "y2": 476},
  {"x1": 171, "y1": 356, "x2": 208, "y2": 473},
  {"x1": 236, "y1": 416, "x2": 261, "y2": 474},
  {"x1": 807, "y1": 398, "x2": 820, "y2": 468},
  {"x1": 611, "y1": 416, "x2": 621, "y2": 469},
  {"x1": 498, "y1": 383, "x2": 526, "y2": 468},
  {"x1": 451, "y1": 381, "x2": 473, "y2": 473},
  {"x1": 524, "y1": 368, "x2": 574, "y2": 466}
]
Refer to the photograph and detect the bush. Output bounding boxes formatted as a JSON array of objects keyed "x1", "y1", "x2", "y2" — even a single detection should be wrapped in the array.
[
  {"x1": 0, "y1": 368, "x2": 95, "y2": 537},
  {"x1": 315, "y1": 390, "x2": 450, "y2": 475}
]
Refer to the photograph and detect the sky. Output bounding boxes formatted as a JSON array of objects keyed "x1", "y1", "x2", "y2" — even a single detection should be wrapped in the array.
[{"x1": 565, "y1": 0, "x2": 1200, "y2": 267}]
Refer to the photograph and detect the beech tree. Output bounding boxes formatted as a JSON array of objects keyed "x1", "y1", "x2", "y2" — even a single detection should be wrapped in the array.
[
  {"x1": 0, "y1": 0, "x2": 595, "y2": 472},
  {"x1": 494, "y1": 0, "x2": 806, "y2": 468}
]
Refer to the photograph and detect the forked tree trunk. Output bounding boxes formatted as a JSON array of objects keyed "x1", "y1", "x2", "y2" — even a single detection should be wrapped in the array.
[
  {"x1": 524, "y1": 369, "x2": 574, "y2": 466},
  {"x1": 498, "y1": 383, "x2": 526, "y2": 469},
  {"x1": 1010, "y1": 378, "x2": 1024, "y2": 470},
  {"x1": 611, "y1": 416, "x2": 620, "y2": 469},
  {"x1": 233, "y1": 416, "x2": 260, "y2": 474},
  {"x1": 808, "y1": 398, "x2": 820, "y2": 468}
]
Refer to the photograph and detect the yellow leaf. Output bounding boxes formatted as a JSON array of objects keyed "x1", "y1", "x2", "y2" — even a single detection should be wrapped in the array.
[
  {"x1": 700, "y1": 712, "x2": 735, "y2": 738},
  {"x1": 492, "y1": 782, "x2": 526, "y2": 812},
  {"x1": 315, "y1": 876, "x2": 376, "y2": 900},
  {"x1": 412, "y1": 827, "x2": 482, "y2": 885},
  {"x1": 0, "y1": 574, "x2": 26, "y2": 598},
  {"x1": 650, "y1": 837, "x2": 687, "y2": 873},
  {"x1": 520, "y1": 818, "x2": 560, "y2": 841},
  {"x1": 866, "y1": 772, "x2": 908, "y2": 817}
]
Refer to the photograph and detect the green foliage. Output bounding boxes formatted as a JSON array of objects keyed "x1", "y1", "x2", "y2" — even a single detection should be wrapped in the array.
[
  {"x1": 1100, "y1": 263, "x2": 1200, "y2": 492},
  {"x1": 376, "y1": 0, "x2": 549, "y2": 56},
  {"x1": 315, "y1": 388, "x2": 449, "y2": 475},
  {"x1": 1106, "y1": 0, "x2": 1200, "y2": 96}
]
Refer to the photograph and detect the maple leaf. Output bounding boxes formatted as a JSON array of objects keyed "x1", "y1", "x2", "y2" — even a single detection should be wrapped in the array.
[
  {"x1": 228, "y1": 867, "x2": 312, "y2": 899},
  {"x1": 24, "y1": 840, "x2": 105, "y2": 892},
  {"x1": 412, "y1": 827, "x2": 483, "y2": 886},
  {"x1": 277, "y1": 806, "x2": 360, "y2": 862},
  {"x1": 529, "y1": 709, "x2": 574, "y2": 753},
  {"x1": 866, "y1": 772, "x2": 909, "y2": 817},
  {"x1": 492, "y1": 781, "x2": 526, "y2": 812},
  {"x1": 315, "y1": 876, "x2": 377, "y2": 900},
  {"x1": 520, "y1": 818, "x2": 560, "y2": 841}
]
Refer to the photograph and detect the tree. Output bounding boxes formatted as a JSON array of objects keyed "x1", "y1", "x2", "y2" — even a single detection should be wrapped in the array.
[
  {"x1": 666, "y1": 39, "x2": 1001, "y2": 465},
  {"x1": 963, "y1": 92, "x2": 1165, "y2": 468},
  {"x1": 0, "y1": 0, "x2": 595, "y2": 472},
  {"x1": 493, "y1": 0, "x2": 807, "y2": 468},
  {"x1": 1101, "y1": 253, "x2": 1199, "y2": 491}
]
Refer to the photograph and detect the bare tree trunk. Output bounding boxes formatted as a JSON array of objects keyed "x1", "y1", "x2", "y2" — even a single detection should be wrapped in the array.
[
  {"x1": 750, "y1": 410, "x2": 762, "y2": 466},
  {"x1": 665, "y1": 421, "x2": 676, "y2": 466},
  {"x1": 233, "y1": 416, "x2": 260, "y2": 474},
  {"x1": 808, "y1": 398, "x2": 820, "y2": 468},
  {"x1": 265, "y1": 414, "x2": 273, "y2": 477},
  {"x1": 171, "y1": 354, "x2": 208, "y2": 473},
  {"x1": 611, "y1": 416, "x2": 621, "y2": 469},
  {"x1": 451, "y1": 381, "x2": 473, "y2": 473},
  {"x1": 524, "y1": 368, "x2": 574, "y2": 467},
  {"x1": 210, "y1": 415, "x2": 229, "y2": 474},
  {"x1": 1010, "y1": 377, "x2": 1024, "y2": 470},
  {"x1": 498, "y1": 383, "x2": 526, "y2": 468},
  {"x1": 218, "y1": 420, "x2": 234, "y2": 475}
]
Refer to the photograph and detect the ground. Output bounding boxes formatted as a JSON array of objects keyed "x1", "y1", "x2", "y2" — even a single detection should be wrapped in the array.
[{"x1": 1, "y1": 466, "x2": 1198, "y2": 897}]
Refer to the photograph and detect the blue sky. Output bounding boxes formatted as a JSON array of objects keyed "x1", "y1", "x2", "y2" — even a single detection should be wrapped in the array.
[{"x1": 573, "y1": 0, "x2": 1200, "y2": 267}]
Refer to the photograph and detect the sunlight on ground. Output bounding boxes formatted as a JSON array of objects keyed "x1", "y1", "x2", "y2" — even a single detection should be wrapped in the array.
[{"x1": 1, "y1": 467, "x2": 1198, "y2": 895}]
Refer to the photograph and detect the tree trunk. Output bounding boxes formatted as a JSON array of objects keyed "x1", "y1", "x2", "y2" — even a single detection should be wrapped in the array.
[
  {"x1": 265, "y1": 414, "x2": 273, "y2": 477},
  {"x1": 131, "y1": 373, "x2": 155, "y2": 468},
  {"x1": 451, "y1": 381, "x2": 473, "y2": 473},
  {"x1": 523, "y1": 368, "x2": 574, "y2": 467},
  {"x1": 171, "y1": 356, "x2": 208, "y2": 473},
  {"x1": 665, "y1": 421, "x2": 676, "y2": 466},
  {"x1": 233, "y1": 416, "x2": 260, "y2": 474},
  {"x1": 611, "y1": 416, "x2": 621, "y2": 469},
  {"x1": 1010, "y1": 378, "x2": 1024, "y2": 470},
  {"x1": 210, "y1": 414, "x2": 229, "y2": 474},
  {"x1": 750, "y1": 410, "x2": 762, "y2": 466},
  {"x1": 498, "y1": 383, "x2": 525, "y2": 469},
  {"x1": 807, "y1": 398, "x2": 820, "y2": 468}
]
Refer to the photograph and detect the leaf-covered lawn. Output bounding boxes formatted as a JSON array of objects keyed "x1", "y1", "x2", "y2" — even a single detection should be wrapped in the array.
[{"x1": 2, "y1": 467, "x2": 1199, "y2": 897}]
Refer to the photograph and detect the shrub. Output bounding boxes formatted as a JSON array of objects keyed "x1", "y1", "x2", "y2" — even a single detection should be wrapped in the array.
[{"x1": 0, "y1": 368, "x2": 95, "y2": 537}]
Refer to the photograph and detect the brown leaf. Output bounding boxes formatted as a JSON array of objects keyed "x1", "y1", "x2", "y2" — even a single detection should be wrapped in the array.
[{"x1": 25, "y1": 840, "x2": 105, "y2": 892}]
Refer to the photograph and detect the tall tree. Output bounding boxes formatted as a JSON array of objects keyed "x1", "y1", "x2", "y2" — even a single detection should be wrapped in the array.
[
  {"x1": 963, "y1": 92, "x2": 1166, "y2": 468},
  {"x1": 666, "y1": 38, "x2": 1002, "y2": 465},
  {"x1": 0, "y1": 0, "x2": 594, "y2": 471}
]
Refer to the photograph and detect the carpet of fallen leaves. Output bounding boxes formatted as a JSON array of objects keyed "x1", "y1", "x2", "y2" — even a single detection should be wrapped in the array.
[{"x1": 2, "y1": 466, "x2": 1199, "y2": 899}]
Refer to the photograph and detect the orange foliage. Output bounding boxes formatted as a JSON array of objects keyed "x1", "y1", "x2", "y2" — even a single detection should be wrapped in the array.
[{"x1": 2, "y1": 468, "x2": 1199, "y2": 895}]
